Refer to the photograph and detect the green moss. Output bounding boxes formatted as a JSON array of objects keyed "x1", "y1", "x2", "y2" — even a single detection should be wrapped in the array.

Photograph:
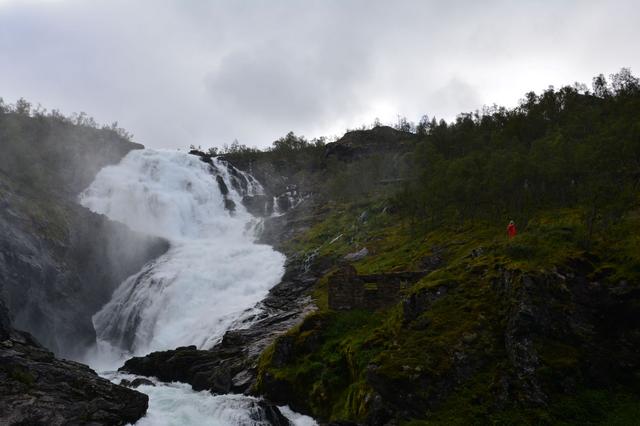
[
  {"x1": 258, "y1": 202, "x2": 640, "y2": 423},
  {"x1": 311, "y1": 272, "x2": 331, "y2": 311},
  {"x1": 10, "y1": 367, "x2": 35, "y2": 387},
  {"x1": 1, "y1": 168, "x2": 72, "y2": 245},
  {"x1": 257, "y1": 308, "x2": 386, "y2": 421}
]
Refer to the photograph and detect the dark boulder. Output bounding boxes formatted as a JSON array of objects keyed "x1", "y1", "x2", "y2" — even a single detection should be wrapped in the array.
[
  {"x1": 251, "y1": 400, "x2": 292, "y2": 426},
  {"x1": 131, "y1": 377, "x2": 155, "y2": 388},
  {"x1": 224, "y1": 198, "x2": 236, "y2": 212},
  {"x1": 0, "y1": 328, "x2": 148, "y2": 425},
  {"x1": 243, "y1": 194, "x2": 274, "y2": 217}
]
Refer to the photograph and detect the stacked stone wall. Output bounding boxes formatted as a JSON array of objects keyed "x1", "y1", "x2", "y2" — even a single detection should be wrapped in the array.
[{"x1": 328, "y1": 265, "x2": 426, "y2": 310}]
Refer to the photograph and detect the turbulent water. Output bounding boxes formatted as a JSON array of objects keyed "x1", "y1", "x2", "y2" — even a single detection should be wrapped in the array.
[
  {"x1": 80, "y1": 149, "x2": 284, "y2": 355},
  {"x1": 79, "y1": 149, "x2": 311, "y2": 425}
]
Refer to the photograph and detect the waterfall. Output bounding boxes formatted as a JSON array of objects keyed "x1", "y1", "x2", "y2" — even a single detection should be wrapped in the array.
[
  {"x1": 79, "y1": 149, "x2": 285, "y2": 355},
  {"x1": 79, "y1": 149, "x2": 316, "y2": 425}
]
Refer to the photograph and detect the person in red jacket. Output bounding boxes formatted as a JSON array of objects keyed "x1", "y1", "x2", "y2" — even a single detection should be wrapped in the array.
[{"x1": 507, "y1": 220, "x2": 517, "y2": 239}]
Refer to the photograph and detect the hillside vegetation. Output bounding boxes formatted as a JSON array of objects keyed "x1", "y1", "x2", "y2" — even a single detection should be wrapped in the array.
[{"x1": 219, "y1": 69, "x2": 640, "y2": 424}]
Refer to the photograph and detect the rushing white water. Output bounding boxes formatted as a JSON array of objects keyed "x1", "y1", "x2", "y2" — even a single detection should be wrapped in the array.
[
  {"x1": 78, "y1": 149, "x2": 313, "y2": 425},
  {"x1": 80, "y1": 149, "x2": 285, "y2": 356},
  {"x1": 100, "y1": 372, "x2": 316, "y2": 426}
]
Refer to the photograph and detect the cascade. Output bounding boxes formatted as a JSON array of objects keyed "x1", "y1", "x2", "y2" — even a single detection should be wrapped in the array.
[
  {"x1": 79, "y1": 149, "x2": 313, "y2": 425},
  {"x1": 80, "y1": 149, "x2": 284, "y2": 355}
]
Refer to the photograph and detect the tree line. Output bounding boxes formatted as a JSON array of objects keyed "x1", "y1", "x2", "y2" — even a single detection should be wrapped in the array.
[
  {"x1": 395, "y1": 68, "x2": 640, "y2": 237},
  {"x1": 0, "y1": 97, "x2": 133, "y2": 141}
]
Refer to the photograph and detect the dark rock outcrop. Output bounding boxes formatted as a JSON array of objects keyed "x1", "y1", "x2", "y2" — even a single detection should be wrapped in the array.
[
  {"x1": 242, "y1": 194, "x2": 275, "y2": 217},
  {"x1": 489, "y1": 265, "x2": 640, "y2": 407},
  {"x1": 258, "y1": 199, "x2": 322, "y2": 250},
  {"x1": 216, "y1": 175, "x2": 229, "y2": 195},
  {"x1": 324, "y1": 126, "x2": 416, "y2": 162},
  {"x1": 251, "y1": 401, "x2": 292, "y2": 426},
  {"x1": 0, "y1": 316, "x2": 148, "y2": 425},
  {"x1": 120, "y1": 377, "x2": 155, "y2": 388}
]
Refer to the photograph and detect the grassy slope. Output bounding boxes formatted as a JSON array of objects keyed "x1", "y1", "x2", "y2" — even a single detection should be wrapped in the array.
[{"x1": 256, "y1": 201, "x2": 640, "y2": 424}]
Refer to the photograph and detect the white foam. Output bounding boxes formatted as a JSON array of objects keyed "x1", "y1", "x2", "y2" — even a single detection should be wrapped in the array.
[
  {"x1": 79, "y1": 149, "x2": 285, "y2": 355},
  {"x1": 102, "y1": 372, "x2": 289, "y2": 426},
  {"x1": 79, "y1": 149, "x2": 315, "y2": 425}
]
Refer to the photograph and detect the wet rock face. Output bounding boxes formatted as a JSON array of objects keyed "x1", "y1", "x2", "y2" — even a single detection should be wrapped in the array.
[
  {"x1": 0, "y1": 122, "x2": 168, "y2": 358},
  {"x1": 0, "y1": 188, "x2": 169, "y2": 358},
  {"x1": 120, "y1": 378, "x2": 156, "y2": 388},
  {"x1": 251, "y1": 400, "x2": 292, "y2": 426},
  {"x1": 242, "y1": 194, "x2": 274, "y2": 217},
  {"x1": 489, "y1": 265, "x2": 640, "y2": 407},
  {"x1": 0, "y1": 328, "x2": 148, "y2": 426},
  {"x1": 0, "y1": 299, "x2": 11, "y2": 341}
]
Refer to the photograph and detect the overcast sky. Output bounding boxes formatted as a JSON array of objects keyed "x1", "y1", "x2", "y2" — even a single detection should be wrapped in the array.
[{"x1": 1, "y1": 0, "x2": 638, "y2": 150}]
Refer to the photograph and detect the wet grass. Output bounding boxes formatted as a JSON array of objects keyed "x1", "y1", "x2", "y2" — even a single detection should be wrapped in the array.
[{"x1": 258, "y1": 201, "x2": 640, "y2": 423}]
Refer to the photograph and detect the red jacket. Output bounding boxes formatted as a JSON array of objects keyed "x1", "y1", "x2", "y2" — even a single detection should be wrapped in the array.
[{"x1": 507, "y1": 223, "x2": 517, "y2": 238}]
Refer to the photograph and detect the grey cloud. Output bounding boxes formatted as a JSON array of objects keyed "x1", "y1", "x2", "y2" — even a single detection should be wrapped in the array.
[
  {"x1": 0, "y1": 0, "x2": 639, "y2": 149},
  {"x1": 429, "y1": 78, "x2": 482, "y2": 119},
  {"x1": 205, "y1": 38, "x2": 373, "y2": 135}
]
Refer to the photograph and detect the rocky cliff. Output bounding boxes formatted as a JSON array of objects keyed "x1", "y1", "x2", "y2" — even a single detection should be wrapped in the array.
[
  {"x1": 0, "y1": 109, "x2": 164, "y2": 424},
  {"x1": 0, "y1": 110, "x2": 168, "y2": 358}
]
